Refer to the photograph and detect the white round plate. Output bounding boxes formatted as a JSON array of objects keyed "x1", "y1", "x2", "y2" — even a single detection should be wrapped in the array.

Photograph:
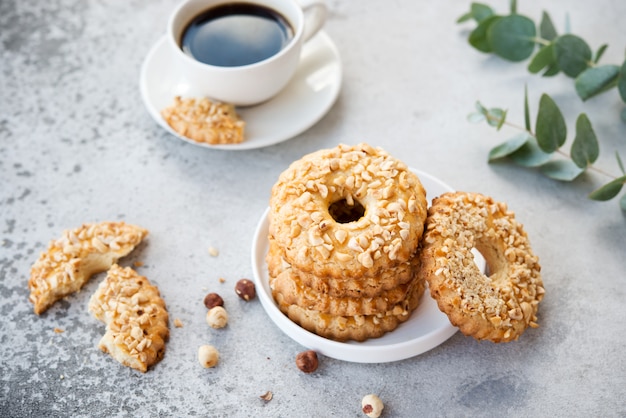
[
  {"x1": 139, "y1": 31, "x2": 342, "y2": 150},
  {"x1": 251, "y1": 169, "x2": 486, "y2": 363}
]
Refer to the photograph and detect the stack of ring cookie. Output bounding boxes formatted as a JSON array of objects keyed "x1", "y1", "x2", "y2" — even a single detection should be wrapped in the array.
[{"x1": 267, "y1": 143, "x2": 429, "y2": 341}]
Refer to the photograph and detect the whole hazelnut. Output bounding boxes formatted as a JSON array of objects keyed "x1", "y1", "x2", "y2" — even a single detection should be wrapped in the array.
[
  {"x1": 361, "y1": 394, "x2": 384, "y2": 418},
  {"x1": 203, "y1": 292, "x2": 224, "y2": 309},
  {"x1": 198, "y1": 344, "x2": 219, "y2": 368},
  {"x1": 295, "y1": 350, "x2": 318, "y2": 373},
  {"x1": 235, "y1": 279, "x2": 256, "y2": 301},
  {"x1": 206, "y1": 306, "x2": 228, "y2": 329}
]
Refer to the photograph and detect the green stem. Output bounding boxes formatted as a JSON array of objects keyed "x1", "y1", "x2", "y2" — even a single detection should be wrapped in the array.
[
  {"x1": 486, "y1": 115, "x2": 619, "y2": 179},
  {"x1": 532, "y1": 37, "x2": 551, "y2": 47}
]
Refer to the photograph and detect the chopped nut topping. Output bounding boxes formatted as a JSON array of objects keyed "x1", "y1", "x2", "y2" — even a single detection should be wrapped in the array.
[{"x1": 269, "y1": 143, "x2": 428, "y2": 275}]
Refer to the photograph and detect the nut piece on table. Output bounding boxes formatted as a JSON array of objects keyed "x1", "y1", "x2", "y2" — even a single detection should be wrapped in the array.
[
  {"x1": 259, "y1": 391, "x2": 273, "y2": 402},
  {"x1": 206, "y1": 306, "x2": 228, "y2": 329},
  {"x1": 204, "y1": 292, "x2": 224, "y2": 309},
  {"x1": 295, "y1": 350, "x2": 318, "y2": 373},
  {"x1": 198, "y1": 344, "x2": 219, "y2": 368},
  {"x1": 235, "y1": 279, "x2": 256, "y2": 301},
  {"x1": 361, "y1": 394, "x2": 384, "y2": 418}
]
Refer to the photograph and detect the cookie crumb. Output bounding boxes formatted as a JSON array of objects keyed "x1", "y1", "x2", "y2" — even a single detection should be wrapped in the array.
[
  {"x1": 260, "y1": 391, "x2": 273, "y2": 402},
  {"x1": 208, "y1": 246, "x2": 219, "y2": 257},
  {"x1": 53, "y1": 327, "x2": 64, "y2": 334},
  {"x1": 174, "y1": 318, "x2": 184, "y2": 328}
]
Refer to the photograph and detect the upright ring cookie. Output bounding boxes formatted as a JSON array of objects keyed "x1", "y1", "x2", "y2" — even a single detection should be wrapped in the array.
[
  {"x1": 269, "y1": 143, "x2": 428, "y2": 280},
  {"x1": 419, "y1": 192, "x2": 544, "y2": 343}
]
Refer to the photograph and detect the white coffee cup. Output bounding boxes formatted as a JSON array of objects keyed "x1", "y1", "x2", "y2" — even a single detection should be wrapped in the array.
[{"x1": 167, "y1": 0, "x2": 328, "y2": 106}]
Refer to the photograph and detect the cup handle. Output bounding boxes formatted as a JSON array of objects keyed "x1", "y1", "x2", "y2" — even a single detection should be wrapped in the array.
[{"x1": 299, "y1": 0, "x2": 328, "y2": 42}]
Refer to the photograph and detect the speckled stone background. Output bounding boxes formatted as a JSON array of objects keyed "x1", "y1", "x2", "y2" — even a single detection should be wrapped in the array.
[{"x1": 1, "y1": 0, "x2": 625, "y2": 417}]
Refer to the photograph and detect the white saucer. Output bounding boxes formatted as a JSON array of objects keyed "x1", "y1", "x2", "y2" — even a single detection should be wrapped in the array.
[
  {"x1": 139, "y1": 31, "x2": 342, "y2": 150},
  {"x1": 251, "y1": 170, "x2": 486, "y2": 363}
]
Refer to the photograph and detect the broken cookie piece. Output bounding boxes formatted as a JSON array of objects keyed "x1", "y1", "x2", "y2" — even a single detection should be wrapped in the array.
[
  {"x1": 161, "y1": 96, "x2": 245, "y2": 145},
  {"x1": 28, "y1": 222, "x2": 148, "y2": 315},
  {"x1": 88, "y1": 264, "x2": 169, "y2": 373}
]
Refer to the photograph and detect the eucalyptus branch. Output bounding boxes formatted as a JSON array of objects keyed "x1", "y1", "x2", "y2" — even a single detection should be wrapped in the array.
[
  {"x1": 481, "y1": 109, "x2": 619, "y2": 180},
  {"x1": 470, "y1": 93, "x2": 626, "y2": 210},
  {"x1": 458, "y1": 1, "x2": 626, "y2": 119},
  {"x1": 459, "y1": 1, "x2": 626, "y2": 211}
]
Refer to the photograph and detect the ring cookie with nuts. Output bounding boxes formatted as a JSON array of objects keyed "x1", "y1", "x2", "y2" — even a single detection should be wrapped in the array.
[
  {"x1": 419, "y1": 192, "x2": 544, "y2": 343},
  {"x1": 269, "y1": 143, "x2": 428, "y2": 281},
  {"x1": 88, "y1": 264, "x2": 169, "y2": 372},
  {"x1": 28, "y1": 222, "x2": 148, "y2": 315},
  {"x1": 274, "y1": 274, "x2": 425, "y2": 342},
  {"x1": 267, "y1": 240, "x2": 417, "y2": 299},
  {"x1": 267, "y1": 242, "x2": 420, "y2": 316}
]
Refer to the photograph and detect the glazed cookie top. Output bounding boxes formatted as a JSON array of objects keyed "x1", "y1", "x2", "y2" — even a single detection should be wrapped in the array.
[{"x1": 269, "y1": 143, "x2": 428, "y2": 279}]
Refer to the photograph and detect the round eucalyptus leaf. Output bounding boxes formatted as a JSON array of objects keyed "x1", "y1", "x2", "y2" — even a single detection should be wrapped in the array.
[
  {"x1": 486, "y1": 107, "x2": 507, "y2": 129},
  {"x1": 554, "y1": 34, "x2": 592, "y2": 77},
  {"x1": 575, "y1": 65, "x2": 620, "y2": 101},
  {"x1": 469, "y1": 15, "x2": 501, "y2": 53},
  {"x1": 467, "y1": 112, "x2": 486, "y2": 123},
  {"x1": 471, "y1": 3, "x2": 494, "y2": 23},
  {"x1": 488, "y1": 132, "x2": 531, "y2": 161},
  {"x1": 571, "y1": 113, "x2": 599, "y2": 168},
  {"x1": 509, "y1": 137, "x2": 552, "y2": 167},
  {"x1": 487, "y1": 15, "x2": 537, "y2": 62},
  {"x1": 542, "y1": 63, "x2": 560, "y2": 77},
  {"x1": 528, "y1": 43, "x2": 555, "y2": 74},
  {"x1": 535, "y1": 94, "x2": 567, "y2": 153},
  {"x1": 588, "y1": 176, "x2": 626, "y2": 201},
  {"x1": 539, "y1": 11, "x2": 558, "y2": 41},
  {"x1": 540, "y1": 160, "x2": 584, "y2": 181},
  {"x1": 475, "y1": 101, "x2": 488, "y2": 114}
]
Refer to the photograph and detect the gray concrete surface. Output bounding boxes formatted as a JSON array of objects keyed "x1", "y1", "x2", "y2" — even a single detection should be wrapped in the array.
[{"x1": 1, "y1": 0, "x2": 625, "y2": 416}]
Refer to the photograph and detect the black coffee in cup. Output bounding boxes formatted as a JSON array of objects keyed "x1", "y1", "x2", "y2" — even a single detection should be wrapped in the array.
[{"x1": 181, "y1": 3, "x2": 294, "y2": 67}]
